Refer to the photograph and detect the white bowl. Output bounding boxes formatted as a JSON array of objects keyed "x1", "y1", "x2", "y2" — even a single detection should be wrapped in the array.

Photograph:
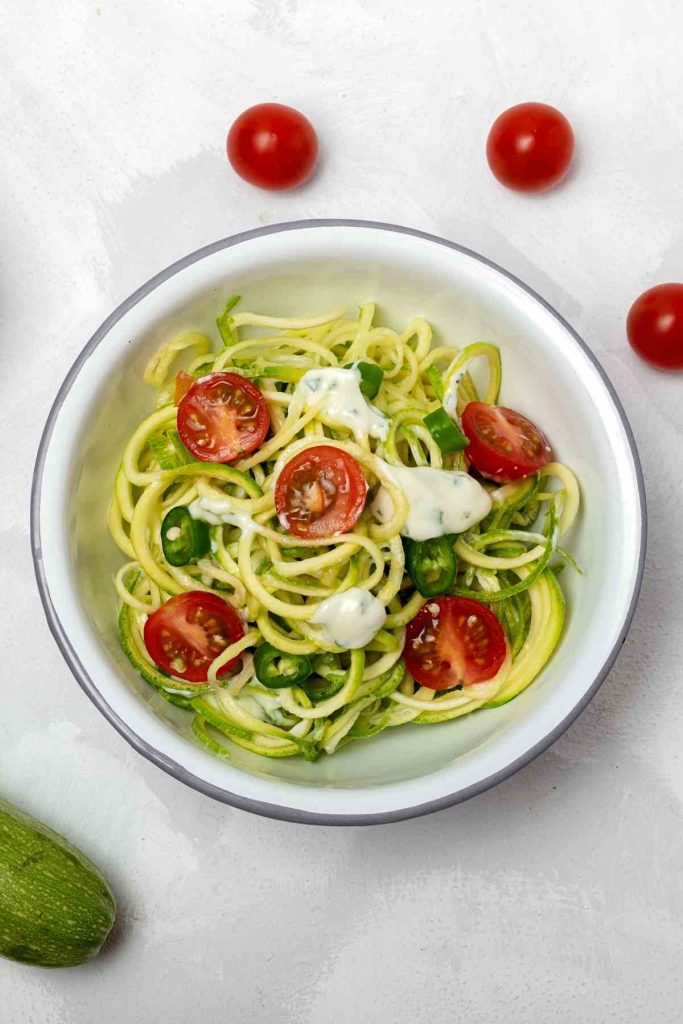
[{"x1": 31, "y1": 220, "x2": 645, "y2": 824}]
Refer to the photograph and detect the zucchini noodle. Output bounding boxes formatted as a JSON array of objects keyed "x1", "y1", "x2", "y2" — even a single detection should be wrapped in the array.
[{"x1": 110, "y1": 298, "x2": 581, "y2": 762}]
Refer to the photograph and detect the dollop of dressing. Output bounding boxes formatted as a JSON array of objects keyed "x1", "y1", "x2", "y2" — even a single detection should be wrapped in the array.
[
  {"x1": 310, "y1": 587, "x2": 387, "y2": 649},
  {"x1": 189, "y1": 497, "x2": 258, "y2": 537},
  {"x1": 290, "y1": 367, "x2": 389, "y2": 442},
  {"x1": 443, "y1": 369, "x2": 466, "y2": 418},
  {"x1": 371, "y1": 462, "x2": 491, "y2": 541}
]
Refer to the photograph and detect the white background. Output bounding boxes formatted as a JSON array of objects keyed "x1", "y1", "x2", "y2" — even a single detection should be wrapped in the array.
[{"x1": 2, "y1": 1, "x2": 682, "y2": 1021}]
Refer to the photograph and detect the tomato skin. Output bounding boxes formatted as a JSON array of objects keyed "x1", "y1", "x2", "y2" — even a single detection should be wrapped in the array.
[
  {"x1": 227, "y1": 103, "x2": 318, "y2": 191},
  {"x1": 461, "y1": 402, "x2": 552, "y2": 483},
  {"x1": 404, "y1": 596, "x2": 507, "y2": 691},
  {"x1": 275, "y1": 446, "x2": 368, "y2": 539},
  {"x1": 627, "y1": 283, "x2": 683, "y2": 370},
  {"x1": 486, "y1": 102, "x2": 574, "y2": 193},
  {"x1": 144, "y1": 592, "x2": 245, "y2": 683},
  {"x1": 177, "y1": 372, "x2": 269, "y2": 463}
]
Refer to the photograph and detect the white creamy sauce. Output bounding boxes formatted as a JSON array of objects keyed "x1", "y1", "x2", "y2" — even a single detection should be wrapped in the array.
[
  {"x1": 189, "y1": 497, "x2": 258, "y2": 537},
  {"x1": 290, "y1": 366, "x2": 389, "y2": 442},
  {"x1": 310, "y1": 587, "x2": 387, "y2": 649},
  {"x1": 237, "y1": 691, "x2": 287, "y2": 723},
  {"x1": 443, "y1": 369, "x2": 466, "y2": 417},
  {"x1": 371, "y1": 462, "x2": 492, "y2": 541},
  {"x1": 235, "y1": 694, "x2": 268, "y2": 721}
]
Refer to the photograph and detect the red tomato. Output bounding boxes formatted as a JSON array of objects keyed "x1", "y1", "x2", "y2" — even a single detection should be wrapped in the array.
[
  {"x1": 275, "y1": 446, "x2": 368, "y2": 539},
  {"x1": 177, "y1": 372, "x2": 269, "y2": 463},
  {"x1": 486, "y1": 102, "x2": 574, "y2": 193},
  {"x1": 404, "y1": 596, "x2": 507, "y2": 691},
  {"x1": 461, "y1": 402, "x2": 552, "y2": 483},
  {"x1": 144, "y1": 592, "x2": 245, "y2": 683},
  {"x1": 227, "y1": 103, "x2": 318, "y2": 191},
  {"x1": 627, "y1": 283, "x2": 683, "y2": 370}
]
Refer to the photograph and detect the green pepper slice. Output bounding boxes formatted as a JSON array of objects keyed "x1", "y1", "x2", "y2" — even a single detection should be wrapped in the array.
[
  {"x1": 404, "y1": 535, "x2": 458, "y2": 597},
  {"x1": 423, "y1": 408, "x2": 469, "y2": 452},
  {"x1": 298, "y1": 673, "x2": 346, "y2": 701},
  {"x1": 161, "y1": 506, "x2": 210, "y2": 566},
  {"x1": 254, "y1": 643, "x2": 313, "y2": 689},
  {"x1": 343, "y1": 360, "x2": 385, "y2": 399},
  {"x1": 296, "y1": 653, "x2": 346, "y2": 700}
]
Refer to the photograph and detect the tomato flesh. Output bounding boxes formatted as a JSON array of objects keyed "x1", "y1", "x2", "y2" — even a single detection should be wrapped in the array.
[
  {"x1": 627, "y1": 283, "x2": 683, "y2": 371},
  {"x1": 144, "y1": 591, "x2": 245, "y2": 683},
  {"x1": 461, "y1": 402, "x2": 552, "y2": 483},
  {"x1": 174, "y1": 370, "x2": 195, "y2": 405},
  {"x1": 404, "y1": 596, "x2": 507, "y2": 691},
  {"x1": 275, "y1": 446, "x2": 368, "y2": 539},
  {"x1": 227, "y1": 103, "x2": 318, "y2": 191},
  {"x1": 177, "y1": 372, "x2": 269, "y2": 463},
  {"x1": 486, "y1": 102, "x2": 574, "y2": 193}
]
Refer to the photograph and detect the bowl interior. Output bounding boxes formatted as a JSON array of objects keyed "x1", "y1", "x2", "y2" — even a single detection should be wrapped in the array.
[{"x1": 37, "y1": 224, "x2": 643, "y2": 817}]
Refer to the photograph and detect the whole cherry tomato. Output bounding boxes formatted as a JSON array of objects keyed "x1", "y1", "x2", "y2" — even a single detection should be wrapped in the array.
[
  {"x1": 627, "y1": 284, "x2": 683, "y2": 370},
  {"x1": 487, "y1": 102, "x2": 574, "y2": 193},
  {"x1": 227, "y1": 103, "x2": 318, "y2": 191}
]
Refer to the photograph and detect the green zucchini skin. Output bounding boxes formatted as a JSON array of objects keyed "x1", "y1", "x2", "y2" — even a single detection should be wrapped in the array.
[{"x1": 0, "y1": 798, "x2": 116, "y2": 968}]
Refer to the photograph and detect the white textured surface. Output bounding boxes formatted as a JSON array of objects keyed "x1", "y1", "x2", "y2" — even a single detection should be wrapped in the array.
[{"x1": 1, "y1": 0, "x2": 681, "y2": 1020}]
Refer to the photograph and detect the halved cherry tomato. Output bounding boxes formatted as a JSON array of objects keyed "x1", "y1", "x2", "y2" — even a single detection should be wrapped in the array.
[
  {"x1": 144, "y1": 591, "x2": 244, "y2": 683},
  {"x1": 227, "y1": 103, "x2": 318, "y2": 191},
  {"x1": 486, "y1": 102, "x2": 574, "y2": 193},
  {"x1": 627, "y1": 283, "x2": 683, "y2": 370},
  {"x1": 461, "y1": 402, "x2": 552, "y2": 483},
  {"x1": 174, "y1": 370, "x2": 195, "y2": 405},
  {"x1": 275, "y1": 446, "x2": 368, "y2": 539},
  {"x1": 177, "y1": 372, "x2": 269, "y2": 463},
  {"x1": 404, "y1": 596, "x2": 507, "y2": 691}
]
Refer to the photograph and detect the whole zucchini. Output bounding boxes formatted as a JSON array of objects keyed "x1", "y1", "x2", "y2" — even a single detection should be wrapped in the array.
[{"x1": 0, "y1": 797, "x2": 116, "y2": 968}]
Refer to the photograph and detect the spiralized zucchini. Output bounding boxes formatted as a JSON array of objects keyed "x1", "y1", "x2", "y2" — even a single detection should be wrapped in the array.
[{"x1": 109, "y1": 299, "x2": 580, "y2": 761}]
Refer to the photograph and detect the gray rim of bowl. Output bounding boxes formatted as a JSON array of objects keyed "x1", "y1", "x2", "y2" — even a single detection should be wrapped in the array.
[{"x1": 30, "y1": 218, "x2": 647, "y2": 827}]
